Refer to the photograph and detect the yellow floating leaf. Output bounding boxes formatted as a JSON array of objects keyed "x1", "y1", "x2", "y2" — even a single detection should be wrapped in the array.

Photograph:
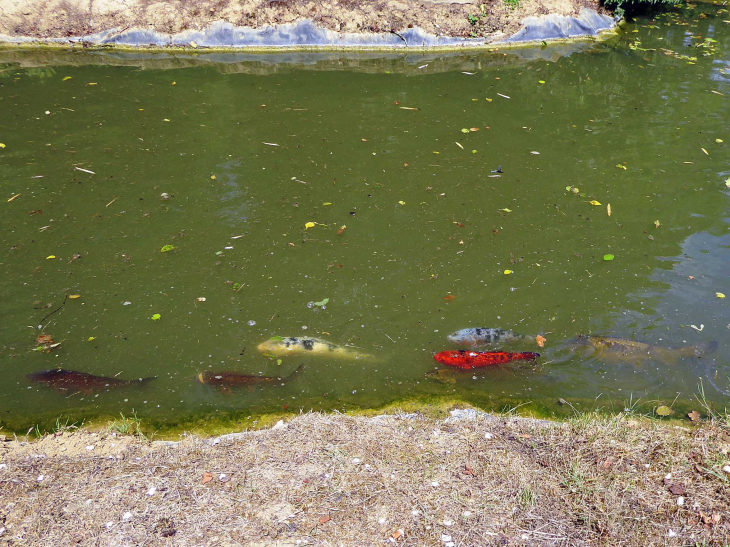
[
  {"x1": 0, "y1": 143, "x2": 6, "y2": 148},
  {"x1": 589, "y1": 200, "x2": 602, "y2": 206},
  {"x1": 337, "y1": 225, "x2": 347, "y2": 235},
  {"x1": 433, "y1": 151, "x2": 440, "y2": 154},
  {"x1": 539, "y1": 80, "x2": 546, "y2": 84},
  {"x1": 87, "y1": 336, "x2": 95, "y2": 341},
  {"x1": 485, "y1": 98, "x2": 493, "y2": 102},
  {"x1": 726, "y1": 179, "x2": 730, "y2": 188},
  {"x1": 322, "y1": 202, "x2": 333, "y2": 206},
  {"x1": 62, "y1": 76, "x2": 72, "y2": 81},
  {"x1": 716, "y1": 139, "x2": 724, "y2": 143},
  {"x1": 504, "y1": 269, "x2": 513, "y2": 275},
  {"x1": 469, "y1": 127, "x2": 479, "y2": 132},
  {"x1": 455, "y1": 142, "x2": 464, "y2": 150},
  {"x1": 500, "y1": 208, "x2": 512, "y2": 213},
  {"x1": 210, "y1": 175, "x2": 216, "y2": 180},
  {"x1": 607, "y1": 203, "x2": 612, "y2": 217},
  {"x1": 305, "y1": 222, "x2": 316, "y2": 229},
  {"x1": 87, "y1": 82, "x2": 97, "y2": 86},
  {"x1": 616, "y1": 164, "x2": 627, "y2": 170},
  {"x1": 68, "y1": 294, "x2": 81, "y2": 299},
  {"x1": 197, "y1": 297, "x2": 207, "y2": 302},
  {"x1": 701, "y1": 147, "x2": 708, "y2": 155},
  {"x1": 717, "y1": 292, "x2": 726, "y2": 299},
  {"x1": 654, "y1": 220, "x2": 660, "y2": 228},
  {"x1": 172, "y1": 81, "x2": 177, "y2": 86},
  {"x1": 7, "y1": 193, "x2": 20, "y2": 202},
  {"x1": 163, "y1": 118, "x2": 171, "y2": 122},
  {"x1": 46, "y1": 255, "x2": 56, "y2": 259},
  {"x1": 398, "y1": 201, "x2": 406, "y2": 205}
]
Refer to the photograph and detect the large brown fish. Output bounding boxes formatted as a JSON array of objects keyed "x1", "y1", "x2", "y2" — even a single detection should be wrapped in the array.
[
  {"x1": 574, "y1": 336, "x2": 718, "y2": 365},
  {"x1": 27, "y1": 369, "x2": 157, "y2": 394},
  {"x1": 198, "y1": 363, "x2": 303, "y2": 392}
]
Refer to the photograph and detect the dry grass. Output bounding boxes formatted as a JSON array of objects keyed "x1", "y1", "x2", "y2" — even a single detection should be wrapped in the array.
[{"x1": 1, "y1": 410, "x2": 729, "y2": 546}]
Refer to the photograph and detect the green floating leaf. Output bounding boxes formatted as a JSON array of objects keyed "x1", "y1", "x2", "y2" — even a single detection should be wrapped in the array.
[
  {"x1": 151, "y1": 313, "x2": 161, "y2": 321},
  {"x1": 276, "y1": 359, "x2": 283, "y2": 366},
  {"x1": 656, "y1": 405, "x2": 673, "y2": 416},
  {"x1": 232, "y1": 282, "x2": 241, "y2": 291},
  {"x1": 313, "y1": 298, "x2": 330, "y2": 307},
  {"x1": 160, "y1": 244, "x2": 175, "y2": 253},
  {"x1": 603, "y1": 254, "x2": 614, "y2": 261},
  {"x1": 215, "y1": 251, "x2": 223, "y2": 256},
  {"x1": 460, "y1": 128, "x2": 470, "y2": 134}
]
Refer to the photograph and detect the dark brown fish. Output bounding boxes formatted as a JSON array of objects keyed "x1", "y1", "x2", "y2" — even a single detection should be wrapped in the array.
[
  {"x1": 27, "y1": 368, "x2": 156, "y2": 394},
  {"x1": 198, "y1": 363, "x2": 303, "y2": 391}
]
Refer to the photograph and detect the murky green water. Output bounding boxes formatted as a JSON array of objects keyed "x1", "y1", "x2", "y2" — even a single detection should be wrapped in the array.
[{"x1": 2, "y1": 5, "x2": 729, "y2": 434}]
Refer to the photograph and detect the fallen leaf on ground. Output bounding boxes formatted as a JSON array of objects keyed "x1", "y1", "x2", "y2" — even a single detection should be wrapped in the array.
[
  {"x1": 201, "y1": 472, "x2": 213, "y2": 484},
  {"x1": 319, "y1": 516, "x2": 331, "y2": 524},
  {"x1": 669, "y1": 483, "x2": 685, "y2": 495}
]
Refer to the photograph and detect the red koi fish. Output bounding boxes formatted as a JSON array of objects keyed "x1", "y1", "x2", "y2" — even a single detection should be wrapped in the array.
[{"x1": 434, "y1": 350, "x2": 539, "y2": 370}]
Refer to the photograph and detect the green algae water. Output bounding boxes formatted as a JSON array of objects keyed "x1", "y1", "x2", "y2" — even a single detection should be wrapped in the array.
[{"x1": 1, "y1": 5, "x2": 730, "y2": 434}]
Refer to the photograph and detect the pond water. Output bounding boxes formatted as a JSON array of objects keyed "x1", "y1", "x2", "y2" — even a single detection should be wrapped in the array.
[{"x1": 1, "y1": 4, "x2": 729, "y2": 434}]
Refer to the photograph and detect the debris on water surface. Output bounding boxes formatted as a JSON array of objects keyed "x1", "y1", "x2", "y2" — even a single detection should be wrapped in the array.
[
  {"x1": 687, "y1": 410, "x2": 701, "y2": 422},
  {"x1": 160, "y1": 193, "x2": 171, "y2": 200},
  {"x1": 656, "y1": 405, "x2": 673, "y2": 416}
]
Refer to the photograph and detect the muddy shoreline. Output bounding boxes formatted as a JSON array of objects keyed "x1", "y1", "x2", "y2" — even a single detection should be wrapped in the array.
[{"x1": 0, "y1": 0, "x2": 614, "y2": 49}]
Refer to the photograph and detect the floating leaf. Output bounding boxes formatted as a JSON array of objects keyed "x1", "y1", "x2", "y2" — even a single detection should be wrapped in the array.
[
  {"x1": 687, "y1": 410, "x2": 701, "y2": 422},
  {"x1": 500, "y1": 208, "x2": 512, "y2": 213},
  {"x1": 469, "y1": 128, "x2": 479, "y2": 132},
  {"x1": 151, "y1": 314, "x2": 161, "y2": 321},
  {"x1": 87, "y1": 336, "x2": 96, "y2": 342},
  {"x1": 460, "y1": 128, "x2": 470, "y2": 134},
  {"x1": 504, "y1": 269, "x2": 513, "y2": 275},
  {"x1": 160, "y1": 245, "x2": 175, "y2": 253},
  {"x1": 313, "y1": 298, "x2": 329, "y2": 307},
  {"x1": 305, "y1": 222, "x2": 316, "y2": 229},
  {"x1": 443, "y1": 295, "x2": 456, "y2": 301},
  {"x1": 276, "y1": 359, "x2": 282, "y2": 366},
  {"x1": 62, "y1": 76, "x2": 72, "y2": 81},
  {"x1": 589, "y1": 200, "x2": 602, "y2": 206},
  {"x1": 196, "y1": 297, "x2": 206, "y2": 302},
  {"x1": 37, "y1": 334, "x2": 53, "y2": 345},
  {"x1": 536, "y1": 335, "x2": 546, "y2": 348},
  {"x1": 210, "y1": 175, "x2": 216, "y2": 180},
  {"x1": 398, "y1": 200, "x2": 406, "y2": 205},
  {"x1": 701, "y1": 147, "x2": 708, "y2": 155},
  {"x1": 46, "y1": 255, "x2": 56, "y2": 259},
  {"x1": 7, "y1": 193, "x2": 20, "y2": 202},
  {"x1": 716, "y1": 139, "x2": 724, "y2": 143},
  {"x1": 0, "y1": 143, "x2": 5, "y2": 149},
  {"x1": 163, "y1": 118, "x2": 171, "y2": 122},
  {"x1": 455, "y1": 142, "x2": 464, "y2": 150},
  {"x1": 68, "y1": 294, "x2": 81, "y2": 299},
  {"x1": 607, "y1": 203, "x2": 612, "y2": 217},
  {"x1": 337, "y1": 225, "x2": 347, "y2": 235},
  {"x1": 654, "y1": 220, "x2": 660, "y2": 228},
  {"x1": 616, "y1": 164, "x2": 627, "y2": 170},
  {"x1": 215, "y1": 250, "x2": 223, "y2": 256},
  {"x1": 725, "y1": 179, "x2": 730, "y2": 188},
  {"x1": 322, "y1": 202, "x2": 333, "y2": 206},
  {"x1": 603, "y1": 254, "x2": 614, "y2": 261},
  {"x1": 717, "y1": 292, "x2": 726, "y2": 299},
  {"x1": 656, "y1": 405, "x2": 673, "y2": 416}
]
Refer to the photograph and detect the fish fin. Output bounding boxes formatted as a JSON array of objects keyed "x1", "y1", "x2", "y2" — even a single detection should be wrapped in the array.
[{"x1": 677, "y1": 341, "x2": 718, "y2": 357}]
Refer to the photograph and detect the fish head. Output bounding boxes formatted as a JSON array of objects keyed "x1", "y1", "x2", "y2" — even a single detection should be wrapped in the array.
[
  {"x1": 447, "y1": 330, "x2": 468, "y2": 344},
  {"x1": 256, "y1": 339, "x2": 280, "y2": 353}
]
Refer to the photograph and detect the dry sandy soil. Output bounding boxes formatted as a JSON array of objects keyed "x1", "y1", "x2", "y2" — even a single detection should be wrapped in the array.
[
  {"x1": 0, "y1": 0, "x2": 602, "y2": 42},
  {"x1": 1, "y1": 410, "x2": 729, "y2": 546}
]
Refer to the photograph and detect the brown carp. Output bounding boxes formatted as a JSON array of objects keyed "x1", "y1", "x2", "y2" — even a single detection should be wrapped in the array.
[
  {"x1": 574, "y1": 336, "x2": 718, "y2": 365},
  {"x1": 198, "y1": 363, "x2": 303, "y2": 391},
  {"x1": 27, "y1": 369, "x2": 157, "y2": 394}
]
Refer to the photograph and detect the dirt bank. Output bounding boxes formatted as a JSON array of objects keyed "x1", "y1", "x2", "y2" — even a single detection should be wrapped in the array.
[
  {"x1": 1, "y1": 410, "x2": 729, "y2": 546},
  {"x1": 0, "y1": 0, "x2": 605, "y2": 45}
]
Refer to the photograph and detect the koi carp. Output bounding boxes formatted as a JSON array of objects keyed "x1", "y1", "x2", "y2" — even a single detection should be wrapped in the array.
[
  {"x1": 434, "y1": 350, "x2": 539, "y2": 369},
  {"x1": 257, "y1": 336, "x2": 374, "y2": 360},
  {"x1": 27, "y1": 368, "x2": 156, "y2": 394},
  {"x1": 447, "y1": 328, "x2": 526, "y2": 347}
]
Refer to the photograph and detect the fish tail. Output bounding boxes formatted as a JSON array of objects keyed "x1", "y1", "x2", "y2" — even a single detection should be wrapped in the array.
[
  {"x1": 287, "y1": 363, "x2": 305, "y2": 379},
  {"x1": 679, "y1": 341, "x2": 718, "y2": 357}
]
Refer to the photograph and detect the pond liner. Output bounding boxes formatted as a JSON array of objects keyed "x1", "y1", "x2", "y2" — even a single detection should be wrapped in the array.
[{"x1": 0, "y1": 9, "x2": 615, "y2": 49}]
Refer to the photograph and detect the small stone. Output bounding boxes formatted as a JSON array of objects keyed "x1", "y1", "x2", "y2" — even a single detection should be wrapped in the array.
[
  {"x1": 484, "y1": 432, "x2": 493, "y2": 439},
  {"x1": 37, "y1": 475, "x2": 44, "y2": 482},
  {"x1": 352, "y1": 458, "x2": 361, "y2": 464},
  {"x1": 668, "y1": 530, "x2": 677, "y2": 538},
  {"x1": 722, "y1": 465, "x2": 730, "y2": 474},
  {"x1": 86, "y1": 445, "x2": 94, "y2": 451},
  {"x1": 378, "y1": 517, "x2": 386, "y2": 524},
  {"x1": 431, "y1": 481, "x2": 439, "y2": 487},
  {"x1": 677, "y1": 496, "x2": 685, "y2": 506},
  {"x1": 441, "y1": 534, "x2": 452, "y2": 542},
  {"x1": 106, "y1": 522, "x2": 113, "y2": 529},
  {"x1": 147, "y1": 487, "x2": 156, "y2": 496},
  {"x1": 122, "y1": 512, "x2": 132, "y2": 521}
]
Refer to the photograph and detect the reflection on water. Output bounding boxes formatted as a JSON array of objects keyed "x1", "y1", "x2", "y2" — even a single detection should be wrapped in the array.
[{"x1": 0, "y1": 4, "x2": 729, "y2": 433}]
